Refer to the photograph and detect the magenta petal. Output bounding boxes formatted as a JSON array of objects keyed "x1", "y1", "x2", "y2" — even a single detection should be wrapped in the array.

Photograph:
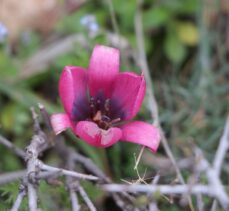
[
  {"x1": 50, "y1": 113, "x2": 72, "y2": 135},
  {"x1": 88, "y1": 45, "x2": 120, "y2": 97},
  {"x1": 111, "y1": 72, "x2": 146, "y2": 120},
  {"x1": 120, "y1": 121, "x2": 161, "y2": 152},
  {"x1": 59, "y1": 66, "x2": 88, "y2": 115},
  {"x1": 75, "y1": 121, "x2": 122, "y2": 148}
]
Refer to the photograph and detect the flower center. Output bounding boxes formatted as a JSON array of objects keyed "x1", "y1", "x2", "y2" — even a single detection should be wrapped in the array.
[{"x1": 89, "y1": 97, "x2": 121, "y2": 130}]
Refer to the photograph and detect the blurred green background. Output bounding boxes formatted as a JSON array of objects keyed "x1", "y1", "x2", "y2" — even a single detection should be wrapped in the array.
[{"x1": 0, "y1": 0, "x2": 228, "y2": 210}]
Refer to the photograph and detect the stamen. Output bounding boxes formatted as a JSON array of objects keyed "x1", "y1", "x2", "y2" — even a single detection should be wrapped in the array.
[
  {"x1": 93, "y1": 110, "x2": 102, "y2": 121},
  {"x1": 111, "y1": 118, "x2": 121, "y2": 124}
]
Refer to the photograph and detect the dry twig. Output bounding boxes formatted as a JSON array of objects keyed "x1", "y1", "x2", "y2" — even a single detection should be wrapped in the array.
[
  {"x1": 0, "y1": 135, "x2": 25, "y2": 158},
  {"x1": 134, "y1": 0, "x2": 194, "y2": 210},
  {"x1": 10, "y1": 184, "x2": 26, "y2": 211}
]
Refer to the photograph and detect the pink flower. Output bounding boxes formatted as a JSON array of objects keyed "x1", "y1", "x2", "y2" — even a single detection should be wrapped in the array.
[{"x1": 51, "y1": 45, "x2": 160, "y2": 151}]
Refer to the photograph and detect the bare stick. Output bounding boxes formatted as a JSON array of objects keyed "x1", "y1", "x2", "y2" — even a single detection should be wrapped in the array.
[
  {"x1": 213, "y1": 115, "x2": 229, "y2": 176},
  {"x1": 134, "y1": 3, "x2": 196, "y2": 211},
  {"x1": 25, "y1": 135, "x2": 41, "y2": 211},
  {"x1": 78, "y1": 184, "x2": 97, "y2": 211},
  {"x1": 62, "y1": 144, "x2": 133, "y2": 210},
  {"x1": 69, "y1": 189, "x2": 80, "y2": 211},
  {"x1": 18, "y1": 35, "x2": 88, "y2": 81},
  {"x1": 39, "y1": 162, "x2": 98, "y2": 181},
  {"x1": 210, "y1": 200, "x2": 218, "y2": 211},
  {"x1": 193, "y1": 152, "x2": 204, "y2": 211},
  {"x1": 194, "y1": 147, "x2": 229, "y2": 210},
  {"x1": 134, "y1": 146, "x2": 145, "y2": 170},
  {"x1": 38, "y1": 103, "x2": 52, "y2": 130},
  {"x1": 72, "y1": 151, "x2": 135, "y2": 209},
  {"x1": 134, "y1": 0, "x2": 159, "y2": 125},
  {"x1": 10, "y1": 185, "x2": 26, "y2": 211},
  {"x1": 148, "y1": 174, "x2": 160, "y2": 211},
  {"x1": 72, "y1": 152, "x2": 109, "y2": 181},
  {"x1": 0, "y1": 135, "x2": 25, "y2": 158},
  {"x1": 102, "y1": 184, "x2": 211, "y2": 195},
  {"x1": 68, "y1": 161, "x2": 81, "y2": 211},
  {"x1": 0, "y1": 170, "x2": 26, "y2": 185},
  {"x1": 196, "y1": 194, "x2": 204, "y2": 211},
  {"x1": 106, "y1": 0, "x2": 120, "y2": 38},
  {"x1": 134, "y1": 2, "x2": 195, "y2": 209},
  {"x1": 65, "y1": 154, "x2": 81, "y2": 211},
  {"x1": 25, "y1": 108, "x2": 49, "y2": 211}
]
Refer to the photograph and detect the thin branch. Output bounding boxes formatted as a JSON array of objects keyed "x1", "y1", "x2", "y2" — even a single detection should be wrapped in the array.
[
  {"x1": 0, "y1": 170, "x2": 26, "y2": 185},
  {"x1": 78, "y1": 184, "x2": 97, "y2": 211},
  {"x1": 36, "y1": 170, "x2": 62, "y2": 180},
  {"x1": 16, "y1": 32, "x2": 128, "y2": 82},
  {"x1": 134, "y1": 146, "x2": 145, "y2": 170},
  {"x1": 27, "y1": 182, "x2": 37, "y2": 211},
  {"x1": 53, "y1": 129, "x2": 134, "y2": 210},
  {"x1": 0, "y1": 135, "x2": 25, "y2": 158},
  {"x1": 194, "y1": 147, "x2": 229, "y2": 210},
  {"x1": 72, "y1": 150, "x2": 135, "y2": 209},
  {"x1": 106, "y1": 0, "x2": 120, "y2": 37},
  {"x1": 25, "y1": 108, "x2": 50, "y2": 211},
  {"x1": 25, "y1": 135, "x2": 41, "y2": 211},
  {"x1": 210, "y1": 200, "x2": 218, "y2": 211},
  {"x1": 10, "y1": 185, "x2": 26, "y2": 211},
  {"x1": 102, "y1": 184, "x2": 211, "y2": 195},
  {"x1": 18, "y1": 34, "x2": 88, "y2": 81},
  {"x1": 110, "y1": 193, "x2": 133, "y2": 211},
  {"x1": 148, "y1": 173, "x2": 160, "y2": 211},
  {"x1": 134, "y1": 0, "x2": 159, "y2": 125},
  {"x1": 39, "y1": 162, "x2": 98, "y2": 181},
  {"x1": 196, "y1": 194, "x2": 204, "y2": 211},
  {"x1": 72, "y1": 152, "x2": 109, "y2": 182},
  {"x1": 193, "y1": 151, "x2": 204, "y2": 211},
  {"x1": 38, "y1": 103, "x2": 53, "y2": 130},
  {"x1": 69, "y1": 189, "x2": 80, "y2": 211},
  {"x1": 134, "y1": 1, "x2": 194, "y2": 210},
  {"x1": 65, "y1": 149, "x2": 81, "y2": 211},
  {"x1": 134, "y1": 0, "x2": 182, "y2": 180},
  {"x1": 213, "y1": 115, "x2": 229, "y2": 176}
]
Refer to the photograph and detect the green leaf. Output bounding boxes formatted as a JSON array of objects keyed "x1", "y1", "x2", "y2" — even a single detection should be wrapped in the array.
[
  {"x1": 164, "y1": 31, "x2": 187, "y2": 64},
  {"x1": 0, "y1": 51, "x2": 17, "y2": 78},
  {"x1": 143, "y1": 7, "x2": 170, "y2": 29}
]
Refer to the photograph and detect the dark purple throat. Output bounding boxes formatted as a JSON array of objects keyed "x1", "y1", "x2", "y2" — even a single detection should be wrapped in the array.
[{"x1": 72, "y1": 91, "x2": 125, "y2": 130}]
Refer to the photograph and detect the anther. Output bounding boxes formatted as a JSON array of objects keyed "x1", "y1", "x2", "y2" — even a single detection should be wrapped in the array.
[{"x1": 93, "y1": 110, "x2": 102, "y2": 121}]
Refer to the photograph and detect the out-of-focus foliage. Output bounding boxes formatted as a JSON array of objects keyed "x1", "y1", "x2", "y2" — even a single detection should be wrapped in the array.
[{"x1": 0, "y1": 0, "x2": 228, "y2": 210}]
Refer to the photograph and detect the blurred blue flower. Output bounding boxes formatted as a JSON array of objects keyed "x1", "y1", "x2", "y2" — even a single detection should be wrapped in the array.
[
  {"x1": 80, "y1": 15, "x2": 99, "y2": 34},
  {"x1": 0, "y1": 22, "x2": 9, "y2": 43}
]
